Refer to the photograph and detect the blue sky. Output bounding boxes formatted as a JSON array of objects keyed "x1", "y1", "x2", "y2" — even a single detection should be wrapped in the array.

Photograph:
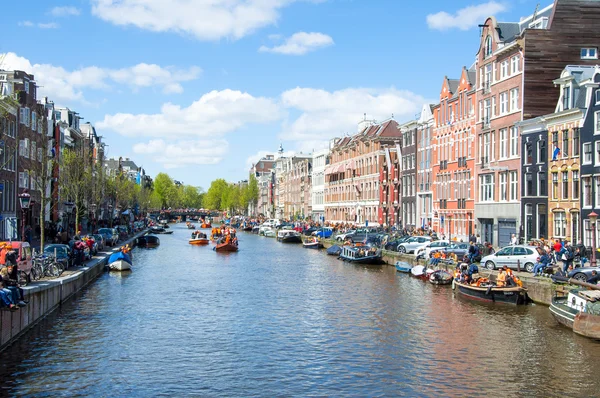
[{"x1": 1, "y1": 0, "x2": 547, "y2": 189}]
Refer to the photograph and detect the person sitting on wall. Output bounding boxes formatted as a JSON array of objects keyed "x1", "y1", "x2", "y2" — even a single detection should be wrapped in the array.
[{"x1": 0, "y1": 263, "x2": 26, "y2": 307}]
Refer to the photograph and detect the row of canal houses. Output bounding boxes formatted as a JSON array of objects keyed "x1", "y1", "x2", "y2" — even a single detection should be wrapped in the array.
[
  {"x1": 250, "y1": 0, "x2": 600, "y2": 248},
  {"x1": 0, "y1": 69, "x2": 106, "y2": 240}
]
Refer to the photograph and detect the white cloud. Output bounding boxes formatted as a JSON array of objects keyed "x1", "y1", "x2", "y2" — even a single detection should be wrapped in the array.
[
  {"x1": 279, "y1": 87, "x2": 428, "y2": 150},
  {"x1": 91, "y1": 0, "x2": 305, "y2": 41},
  {"x1": 38, "y1": 22, "x2": 60, "y2": 29},
  {"x1": 426, "y1": 1, "x2": 507, "y2": 31},
  {"x1": 19, "y1": 21, "x2": 58, "y2": 29},
  {"x1": 259, "y1": 32, "x2": 333, "y2": 55},
  {"x1": 97, "y1": 89, "x2": 282, "y2": 138},
  {"x1": 50, "y1": 6, "x2": 81, "y2": 17},
  {"x1": 133, "y1": 139, "x2": 230, "y2": 168},
  {"x1": 0, "y1": 52, "x2": 201, "y2": 104}
]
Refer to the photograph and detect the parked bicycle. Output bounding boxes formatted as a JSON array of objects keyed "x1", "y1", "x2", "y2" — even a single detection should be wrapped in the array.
[{"x1": 31, "y1": 254, "x2": 63, "y2": 280}]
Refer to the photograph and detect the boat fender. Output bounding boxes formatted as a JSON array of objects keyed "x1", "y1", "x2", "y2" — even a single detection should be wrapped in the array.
[
  {"x1": 486, "y1": 285, "x2": 493, "y2": 295},
  {"x1": 451, "y1": 279, "x2": 455, "y2": 290}
]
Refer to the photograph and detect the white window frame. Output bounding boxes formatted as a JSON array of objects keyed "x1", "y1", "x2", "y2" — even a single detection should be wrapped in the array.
[
  {"x1": 554, "y1": 212, "x2": 566, "y2": 238},
  {"x1": 511, "y1": 56, "x2": 519, "y2": 74},
  {"x1": 480, "y1": 174, "x2": 494, "y2": 202},
  {"x1": 596, "y1": 177, "x2": 600, "y2": 208},
  {"x1": 583, "y1": 177, "x2": 593, "y2": 207},
  {"x1": 510, "y1": 171, "x2": 518, "y2": 201},
  {"x1": 500, "y1": 92, "x2": 508, "y2": 115},
  {"x1": 500, "y1": 172, "x2": 508, "y2": 201},
  {"x1": 581, "y1": 48, "x2": 598, "y2": 60},
  {"x1": 595, "y1": 111, "x2": 600, "y2": 135},
  {"x1": 500, "y1": 60, "x2": 509, "y2": 79},
  {"x1": 584, "y1": 142, "x2": 593, "y2": 164},
  {"x1": 510, "y1": 127, "x2": 519, "y2": 157},
  {"x1": 510, "y1": 88, "x2": 519, "y2": 112}
]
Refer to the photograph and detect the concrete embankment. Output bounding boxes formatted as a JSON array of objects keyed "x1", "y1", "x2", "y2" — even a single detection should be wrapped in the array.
[
  {"x1": 0, "y1": 230, "x2": 147, "y2": 352},
  {"x1": 322, "y1": 239, "x2": 558, "y2": 306}
]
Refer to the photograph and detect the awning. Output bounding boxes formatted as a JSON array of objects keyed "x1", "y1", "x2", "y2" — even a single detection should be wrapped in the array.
[
  {"x1": 346, "y1": 159, "x2": 355, "y2": 170},
  {"x1": 325, "y1": 165, "x2": 334, "y2": 174}
]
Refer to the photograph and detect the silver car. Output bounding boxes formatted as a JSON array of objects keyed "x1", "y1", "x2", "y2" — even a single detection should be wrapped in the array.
[
  {"x1": 398, "y1": 236, "x2": 433, "y2": 254},
  {"x1": 481, "y1": 245, "x2": 544, "y2": 271}
]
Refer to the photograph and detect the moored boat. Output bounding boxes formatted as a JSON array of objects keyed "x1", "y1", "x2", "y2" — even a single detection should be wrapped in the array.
[
  {"x1": 339, "y1": 245, "x2": 383, "y2": 264},
  {"x1": 326, "y1": 244, "x2": 342, "y2": 256},
  {"x1": 453, "y1": 280, "x2": 528, "y2": 305},
  {"x1": 302, "y1": 236, "x2": 323, "y2": 249},
  {"x1": 411, "y1": 265, "x2": 433, "y2": 279},
  {"x1": 264, "y1": 228, "x2": 276, "y2": 238},
  {"x1": 550, "y1": 288, "x2": 600, "y2": 339},
  {"x1": 395, "y1": 261, "x2": 412, "y2": 273},
  {"x1": 429, "y1": 269, "x2": 453, "y2": 285},
  {"x1": 135, "y1": 235, "x2": 160, "y2": 248},
  {"x1": 277, "y1": 229, "x2": 302, "y2": 243},
  {"x1": 108, "y1": 251, "x2": 132, "y2": 271}
]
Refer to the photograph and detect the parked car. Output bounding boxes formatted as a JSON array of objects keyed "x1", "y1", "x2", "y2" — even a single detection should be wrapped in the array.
[
  {"x1": 567, "y1": 266, "x2": 600, "y2": 282},
  {"x1": 43, "y1": 244, "x2": 73, "y2": 269},
  {"x1": 430, "y1": 242, "x2": 486, "y2": 261},
  {"x1": 336, "y1": 230, "x2": 356, "y2": 241},
  {"x1": 313, "y1": 227, "x2": 334, "y2": 238},
  {"x1": 398, "y1": 236, "x2": 433, "y2": 254},
  {"x1": 98, "y1": 228, "x2": 119, "y2": 246},
  {"x1": 346, "y1": 228, "x2": 379, "y2": 243},
  {"x1": 481, "y1": 245, "x2": 544, "y2": 271},
  {"x1": 384, "y1": 236, "x2": 411, "y2": 251},
  {"x1": 415, "y1": 240, "x2": 450, "y2": 259},
  {"x1": 92, "y1": 234, "x2": 106, "y2": 251}
]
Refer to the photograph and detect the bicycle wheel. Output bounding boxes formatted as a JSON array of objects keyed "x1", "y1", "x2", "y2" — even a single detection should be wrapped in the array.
[
  {"x1": 54, "y1": 262, "x2": 64, "y2": 276},
  {"x1": 31, "y1": 263, "x2": 41, "y2": 280},
  {"x1": 46, "y1": 263, "x2": 60, "y2": 278},
  {"x1": 18, "y1": 270, "x2": 29, "y2": 286}
]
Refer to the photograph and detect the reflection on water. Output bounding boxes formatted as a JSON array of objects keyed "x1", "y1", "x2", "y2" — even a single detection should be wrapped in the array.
[{"x1": 1, "y1": 225, "x2": 600, "y2": 396}]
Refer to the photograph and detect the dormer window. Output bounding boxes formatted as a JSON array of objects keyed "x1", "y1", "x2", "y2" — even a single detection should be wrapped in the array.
[
  {"x1": 563, "y1": 86, "x2": 571, "y2": 110},
  {"x1": 581, "y1": 48, "x2": 598, "y2": 60},
  {"x1": 484, "y1": 36, "x2": 493, "y2": 58},
  {"x1": 595, "y1": 90, "x2": 600, "y2": 105}
]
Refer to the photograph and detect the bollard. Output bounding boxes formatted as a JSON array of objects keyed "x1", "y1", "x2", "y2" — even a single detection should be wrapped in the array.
[{"x1": 517, "y1": 259, "x2": 521, "y2": 272}]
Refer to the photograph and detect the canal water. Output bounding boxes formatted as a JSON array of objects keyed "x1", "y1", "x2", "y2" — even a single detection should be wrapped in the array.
[{"x1": 1, "y1": 224, "x2": 599, "y2": 397}]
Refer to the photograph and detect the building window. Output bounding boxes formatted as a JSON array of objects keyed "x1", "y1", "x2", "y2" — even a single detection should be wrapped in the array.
[
  {"x1": 500, "y1": 92, "x2": 508, "y2": 114},
  {"x1": 583, "y1": 177, "x2": 592, "y2": 207},
  {"x1": 573, "y1": 128, "x2": 580, "y2": 156},
  {"x1": 480, "y1": 174, "x2": 494, "y2": 202},
  {"x1": 511, "y1": 55, "x2": 519, "y2": 74},
  {"x1": 573, "y1": 170, "x2": 579, "y2": 200},
  {"x1": 596, "y1": 141, "x2": 600, "y2": 165},
  {"x1": 554, "y1": 212, "x2": 566, "y2": 238},
  {"x1": 524, "y1": 172, "x2": 532, "y2": 197},
  {"x1": 552, "y1": 172, "x2": 559, "y2": 200},
  {"x1": 500, "y1": 172, "x2": 508, "y2": 200},
  {"x1": 525, "y1": 142, "x2": 533, "y2": 164},
  {"x1": 538, "y1": 139, "x2": 546, "y2": 163},
  {"x1": 539, "y1": 172, "x2": 547, "y2": 196},
  {"x1": 596, "y1": 177, "x2": 600, "y2": 208},
  {"x1": 562, "y1": 130, "x2": 569, "y2": 157},
  {"x1": 581, "y1": 48, "x2": 598, "y2": 59},
  {"x1": 539, "y1": 204, "x2": 548, "y2": 239},
  {"x1": 510, "y1": 88, "x2": 519, "y2": 112},
  {"x1": 584, "y1": 142, "x2": 593, "y2": 164},
  {"x1": 500, "y1": 128, "x2": 507, "y2": 159},
  {"x1": 572, "y1": 212, "x2": 580, "y2": 243},
  {"x1": 562, "y1": 171, "x2": 569, "y2": 200},
  {"x1": 510, "y1": 171, "x2": 518, "y2": 201},
  {"x1": 500, "y1": 60, "x2": 509, "y2": 79},
  {"x1": 595, "y1": 111, "x2": 600, "y2": 134},
  {"x1": 563, "y1": 86, "x2": 571, "y2": 110},
  {"x1": 510, "y1": 127, "x2": 518, "y2": 157},
  {"x1": 24, "y1": 81, "x2": 29, "y2": 94},
  {"x1": 525, "y1": 204, "x2": 533, "y2": 241},
  {"x1": 485, "y1": 36, "x2": 493, "y2": 57}
]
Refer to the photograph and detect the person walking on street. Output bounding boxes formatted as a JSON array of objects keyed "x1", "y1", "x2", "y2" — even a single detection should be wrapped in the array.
[{"x1": 510, "y1": 233, "x2": 518, "y2": 245}]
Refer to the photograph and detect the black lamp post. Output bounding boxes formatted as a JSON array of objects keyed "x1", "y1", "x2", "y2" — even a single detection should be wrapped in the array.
[
  {"x1": 18, "y1": 190, "x2": 31, "y2": 241},
  {"x1": 448, "y1": 212, "x2": 453, "y2": 242},
  {"x1": 64, "y1": 201, "x2": 75, "y2": 237},
  {"x1": 108, "y1": 204, "x2": 113, "y2": 227},
  {"x1": 590, "y1": 211, "x2": 598, "y2": 267}
]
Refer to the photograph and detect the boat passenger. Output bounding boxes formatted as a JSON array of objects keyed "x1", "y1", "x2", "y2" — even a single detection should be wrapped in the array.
[
  {"x1": 448, "y1": 252, "x2": 458, "y2": 264},
  {"x1": 496, "y1": 268, "x2": 507, "y2": 287}
]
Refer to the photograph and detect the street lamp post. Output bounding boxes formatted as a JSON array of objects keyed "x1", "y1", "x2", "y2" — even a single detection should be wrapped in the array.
[
  {"x1": 590, "y1": 211, "x2": 598, "y2": 267},
  {"x1": 18, "y1": 190, "x2": 31, "y2": 242},
  {"x1": 64, "y1": 201, "x2": 75, "y2": 238},
  {"x1": 448, "y1": 213, "x2": 453, "y2": 242},
  {"x1": 108, "y1": 204, "x2": 113, "y2": 227}
]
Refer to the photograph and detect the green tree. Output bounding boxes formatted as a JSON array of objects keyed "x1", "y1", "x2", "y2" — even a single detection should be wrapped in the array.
[
  {"x1": 59, "y1": 148, "x2": 91, "y2": 234},
  {"x1": 154, "y1": 172, "x2": 176, "y2": 208},
  {"x1": 204, "y1": 179, "x2": 228, "y2": 210},
  {"x1": 182, "y1": 185, "x2": 203, "y2": 208}
]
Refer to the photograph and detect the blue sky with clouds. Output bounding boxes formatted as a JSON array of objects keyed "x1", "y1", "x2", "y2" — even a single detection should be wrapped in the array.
[{"x1": 1, "y1": 0, "x2": 546, "y2": 189}]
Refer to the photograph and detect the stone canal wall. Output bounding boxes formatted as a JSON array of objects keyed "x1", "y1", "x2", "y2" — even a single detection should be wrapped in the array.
[
  {"x1": 0, "y1": 231, "x2": 147, "y2": 353},
  {"x1": 321, "y1": 239, "x2": 557, "y2": 306}
]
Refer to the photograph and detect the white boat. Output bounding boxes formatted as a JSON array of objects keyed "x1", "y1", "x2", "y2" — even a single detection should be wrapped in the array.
[
  {"x1": 109, "y1": 259, "x2": 132, "y2": 271},
  {"x1": 277, "y1": 229, "x2": 302, "y2": 243},
  {"x1": 264, "y1": 227, "x2": 276, "y2": 238}
]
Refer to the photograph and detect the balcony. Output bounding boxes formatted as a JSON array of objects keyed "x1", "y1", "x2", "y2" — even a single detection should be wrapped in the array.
[
  {"x1": 482, "y1": 117, "x2": 490, "y2": 129},
  {"x1": 482, "y1": 81, "x2": 491, "y2": 94}
]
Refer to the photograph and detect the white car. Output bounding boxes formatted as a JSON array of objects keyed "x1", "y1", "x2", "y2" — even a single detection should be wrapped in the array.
[
  {"x1": 336, "y1": 230, "x2": 356, "y2": 241},
  {"x1": 398, "y1": 236, "x2": 433, "y2": 254},
  {"x1": 415, "y1": 240, "x2": 450, "y2": 259}
]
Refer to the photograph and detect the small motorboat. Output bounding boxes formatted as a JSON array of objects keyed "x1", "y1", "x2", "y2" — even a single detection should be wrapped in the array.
[
  {"x1": 264, "y1": 228, "x2": 276, "y2": 238},
  {"x1": 327, "y1": 245, "x2": 342, "y2": 256},
  {"x1": 395, "y1": 261, "x2": 412, "y2": 273},
  {"x1": 252, "y1": 226, "x2": 260, "y2": 234},
  {"x1": 411, "y1": 265, "x2": 427, "y2": 278},
  {"x1": 149, "y1": 226, "x2": 173, "y2": 235},
  {"x1": 429, "y1": 269, "x2": 453, "y2": 285},
  {"x1": 108, "y1": 251, "x2": 132, "y2": 271},
  {"x1": 302, "y1": 237, "x2": 323, "y2": 249},
  {"x1": 215, "y1": 241, "x2": 238, "y2": 252},
  {"x1": 136, "y1": 235, "x2": 160, "y2": 248},
  {"x1": 339, "y1": 245, "x2": 383, "y2": 264},
  {"x1": 189, "y1": 231, "x2": 209, "y2": 245},
  {"x1": 549, "y1": 277, "x2": 600, "y2": 339},
  {"x1": 201, "y1": 223, "x2": 212, "y2": 228},
  {"x1": 277, "y1": 229, "x2": 302, "y2": 243},
  {"x1": 452, "y1": 280, "x2": 528, "y2": 305},
  {"x1": 186, "y1": 223, "x2": 196, "y2": 229}
]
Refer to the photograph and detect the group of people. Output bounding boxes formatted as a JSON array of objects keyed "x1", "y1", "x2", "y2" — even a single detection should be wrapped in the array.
[
  {"x1": 191, "y1": 231, "x2": 207, "y2": 240},
  {"x1": 530, "y1": 238, "x2": 588, "y2": 276},
  {"x1": 0, "y1": 243, "x2": 27, "y2": 311}
]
